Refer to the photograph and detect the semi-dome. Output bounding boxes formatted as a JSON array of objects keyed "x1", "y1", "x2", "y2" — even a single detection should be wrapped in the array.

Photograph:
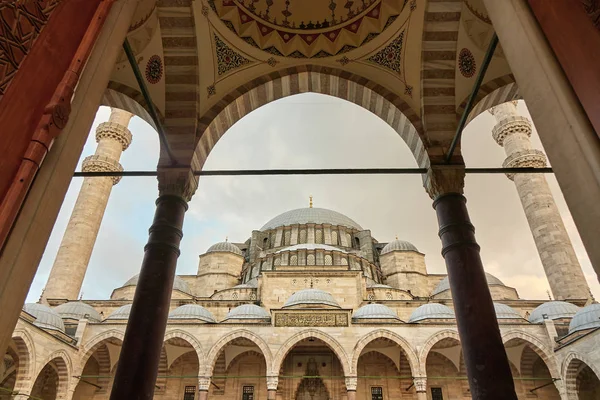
[
  {"x1": 122, "y1": 274, "x2": 191, "y2": 294},
  {"x1": 225, "y1": 304, "x2": 270, "y2": 320},
  {"x1": 22, "y1": 303, "x2": 65, "y2": 332},
  {"x1": 206, "y1": 241, "x2": 243, "y2": 256},
  {"x1": 353, "y1": 303, "x2": 399, "y2": 320},
  {"x1": 529, "y1": 301, "x2": 579, "y2": 323},
  {"x1": 408, "y1": 303, "x2": 455, "y2": 323},
  {"x1": 283, "y1": 288, "x2": 341, "y2": 308},
  {"x1": 261, "y1": 207, "x2": 362, "y2": 231},
  {"x1": 275, "y1": 244, "x2": 348, "y2": 254},
  {"x1": 494, "y1": 303, "x2": 523, "y2": 319},
  {"x1": 54, "y1": 301, "x2": 102, "y2": 322},
  {"x1": 169, "y1": 304, "x2": 215, "y2": 323},
  {"x1": 381, "y1": 239, "x2": 418, "y2": 254},
  {"x1": 432, "y1": 273, "x2": 505, "y2": 296},
  {"x1": 106, "y1": 304, "x2": 132, "y2": 320},
  {"x1": 569, "y1": 304, "x2": 600, "y2": 334}
]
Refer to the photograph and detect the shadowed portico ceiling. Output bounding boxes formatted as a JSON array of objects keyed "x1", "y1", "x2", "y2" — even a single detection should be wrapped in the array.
[{"x1": 106, "y1": 0, "x2": 515, "y2": 167}]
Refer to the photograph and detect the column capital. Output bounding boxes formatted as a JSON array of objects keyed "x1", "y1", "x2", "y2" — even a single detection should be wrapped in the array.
[
  {"x1": 344, "y1": 376, "x2": 357, "y2": 391},
  {"x1": 424, "y1": 164, "x2": 465, "y2": 200},
  {"x1": 198, "y1": 377, "x2": 211, "y2": 391},
  {"x1": 96, "y1": 121, "x2": 132, "y2": 150},
  {"x1": 158, "y1": 167, "x2": 198, "y2": 202},
  {"x1": 413, "y1": 377, "x2": 427, "y2": 393},
  {"x1": 81, "y1": 155, "x2": 123, "y2": 184},
  {"x1": 267, "y1": 376, "x2": 279, "y2": 391}
]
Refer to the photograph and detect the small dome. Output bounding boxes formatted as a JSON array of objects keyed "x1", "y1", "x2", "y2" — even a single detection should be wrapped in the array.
[
  {"x1": 206, "y1": 241, "x2": 243, "y2": 256},
  {"x1": 353, "y1": 304, "x2": 399, "y2": 320},
  {"x1": 169, "y1": 304, "x2": 215, "y2": 323},
  {"x1": 432, "y1": 273, "x2": 504, "y2": 296},
  {"x1": 22, "y1": 303, "x2": 65, "y2": 332},
  {"x1": 529, "y1": 301, "x2": 580, "y2": 323},
  {"x1": 106, "y1": 304, "x2": 132, "y2": 320},
  {"x1": 275, "y1": 244, "x2": 348, "y2": 254},
  {"x1": 225, "y1": 304, "x2": 270, "y2": 320},
  {"x1": 569, "y1": 304, "x2": 600, "y2": 334},
  {"x1": 381, "y1": 239, "x2": 418, "y2": 254},
  {"x1": 494, "y1": 303, "x2": 522, "y2": 319},
  {"x1": 261, "y1": 207, "x2": 362, "y2": 231},
  {"x1": 123, "y1": 274, "x2": 191, "y2": 294},
  {"x1": 408, "y1": 303, "x2": 455, "y2": 323},
  {"x1": 54, "y1": 301, "x2": 102, "y2": 322},
  {"x1": 283, "y1": 288, "x2": 340, "y2": 308}
]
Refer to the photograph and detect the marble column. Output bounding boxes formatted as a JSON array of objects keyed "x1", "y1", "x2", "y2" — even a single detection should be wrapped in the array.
[
  {"x1": 414, "y1": 377, "x2": 427, "y2": 400},
  {"x1": 345, "y1": 377, "x2": 357, "y2": 400},
  {"x1": 109, "y1": 169, "x2": 196, "y2": 400},
  {"x1": 426, "y1": 166, "x2": 517, "y2": 399},
  {"x1": 490, "y1": 102, "x2": 590, "y2": 300},
  {"x1": 42, "y1": 108, "x2": 133, "y2": 302}
]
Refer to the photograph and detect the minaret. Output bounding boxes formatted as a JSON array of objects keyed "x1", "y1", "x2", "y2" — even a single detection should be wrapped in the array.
[
  {"x1": 490, "y1": 102, "x2": 589, "y2": 300},
  {"x1": 41, "y1": 108, "x2": 133, "y2": 303}
]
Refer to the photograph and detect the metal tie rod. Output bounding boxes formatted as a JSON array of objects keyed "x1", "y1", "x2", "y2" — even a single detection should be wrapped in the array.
[{"x1": 73, "y1": 167, "x2": 553, "y2": 178}]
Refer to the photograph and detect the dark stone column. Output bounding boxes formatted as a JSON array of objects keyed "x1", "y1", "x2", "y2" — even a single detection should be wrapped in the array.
[
  {"x1": 427, "y1": 166, "x2": 517, "y2": 399},
  {"x1": 109, "y1": 194, "x2": 188, "y2": 400}
]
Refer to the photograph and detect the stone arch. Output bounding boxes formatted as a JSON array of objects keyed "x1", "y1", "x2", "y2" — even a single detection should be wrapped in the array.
[
  {"x1": 562, "y1": 352, "x2": 600, "y2": 400},
  {"x1": 351, "y1": 329, "x2": 418, "y2": 376},
  {"x1": 193, "y1": 66, "x2": 428, "y2": 171},
  {"x1": 35, "y1": 350, "x2": 72, "y2": 399},
  {"x1": 272, "y1": 329, "x2": 351, "y2": 377},
  {"x1": 10, "y1": 330, "x2": 35, "y2": 393},
  {"x1": 164, "y1": 329, "x2": 205, "y2": 366},
  {"x1": 502, "y1": 330, "x2": 559, "y2": 379},
  {"x1": 102, "y1": 84, "x2": 158, "y2": 130},
  {"x1": 78, "y1": 329, "x2": 125, "y2": 376},
  {"x1": 418, "y1": 329, "x2": 461, "y2": 376},
  {"x1": 456, "y1": 74, "x2": 520, "y2": 125},
  {"x1": 155, "y1": 347, "x2": 168, "y2": 393},
  {"x1": 205, "y1": 330, "x2": 273, "y2": 376}
]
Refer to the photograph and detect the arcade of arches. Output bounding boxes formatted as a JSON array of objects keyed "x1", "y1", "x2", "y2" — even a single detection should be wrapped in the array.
[{"x1": 2, "y1": 0, "x2": 600, "y2": 400}]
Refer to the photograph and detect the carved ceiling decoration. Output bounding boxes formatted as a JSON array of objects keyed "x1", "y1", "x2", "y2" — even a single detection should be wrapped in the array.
[
  {"x1": 214, "y1": 33, "x2": 252, "y2": 76},
  {"x1": 366, "y1": 29, "x2": 404, "y2": 73},
  {"x1": 458, "y1": 47, "x2": 476, "y2": 78},
  {"x1": 209, "y1": 0, "x2": 408, "y2": 58},
  {"x1": 0, "y1": 0, "x2": 60, "y2": 99},
  {"x1": 145, "y1": 55, "x2": 163, "y2": 84}
]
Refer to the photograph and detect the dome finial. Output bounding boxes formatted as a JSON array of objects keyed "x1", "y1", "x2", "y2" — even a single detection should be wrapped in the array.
[
  {"x1": 395, "y1": 234, "x2": 398, "y2": 240},
  {"x1": 309, "y1": 195, "x2": 313, "y2": 208},
  {"x1": 225, "y1": 236, "x2": 228, "y2": 242}
]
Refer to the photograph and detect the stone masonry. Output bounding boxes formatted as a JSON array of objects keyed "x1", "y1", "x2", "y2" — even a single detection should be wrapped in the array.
[
  {"x1": 490, "y1": 102, "x2": 590, "y2": 300},
  {"x1": 41, "y1": 109, "x2": 133, "y2": 303}
]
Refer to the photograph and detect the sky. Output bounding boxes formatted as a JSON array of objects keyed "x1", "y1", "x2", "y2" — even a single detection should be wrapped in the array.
[{"x1": 26, "y1": 94, "x2": 600, "y2": 302}]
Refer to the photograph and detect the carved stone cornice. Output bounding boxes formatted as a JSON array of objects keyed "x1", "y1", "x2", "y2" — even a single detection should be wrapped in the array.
[
  {"x1": 492, "y1": 116, "x2": 532, "y2": 146},
  {"x1": 157, "y1": 167, "x2": 198, "y2": 202},
  {"x1": 96, "y1": 121, "x2": 133, "y2": 150},
  {"x1": 424, "y1": 165, "x2": 465, "y2": 200},
  {"x1": 81, "y1": 155, "x2": 124, "y2": 185},
  {"x1": 345, "y1": 377, "x2": 357, "y2": 391},
  {"x1": 502, "y1": 149, "x2": 547, "y2": 180}
]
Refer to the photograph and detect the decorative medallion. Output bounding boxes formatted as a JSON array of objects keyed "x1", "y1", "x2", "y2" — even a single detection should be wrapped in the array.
[
  {"x1": 267, "y1": 56, "x2": 279, "y2": 67},
  {"x1": 367, "y1": 30, "x2": 404, "y2": 74},
  {"x1": 210, "y1": 0, "x2": 407, "y2": 58},
  {"x1": 214, "y1": 34, "x2": 251, "y2": 76},
  {"x1": 145, "y1": 55, "x2": 163, "y2": 84},
  {"x1": 336, "y1": 55, "x2": 350, "y2": 66},
  {"x1": 458, "y1": 48, "x2": 476, "y2": 78},
  {"x1": 207, "y1": 84, "x2": 216, "y2": 97}
]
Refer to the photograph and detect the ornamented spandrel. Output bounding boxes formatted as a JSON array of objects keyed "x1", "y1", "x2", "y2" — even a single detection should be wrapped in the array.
[{"x1": 0, "y1": 1, "x2": 61, "y2": 100}]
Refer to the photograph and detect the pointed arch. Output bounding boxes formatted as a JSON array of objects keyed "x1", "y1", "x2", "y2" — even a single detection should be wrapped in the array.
[
  {"x1": 502, "y1": 330, "x2": 559, "y2": 378},
  {"x1": 35, "y1": 350, "x2": 72, "y2": 399},
  {"x1": 418, "y1": 329, "x2": 461, "y2": 376},
  {"x1": 351, "y1": 329, "x2": 418, "y2": 375},
  {"x1": 193, "y1": 66, "x2": 428, "y2": 172},
  {"x1": 10, "y1": 330, "x2": 35, "y2": 393},
  {"x1": 78, "y1": 329, "x2": 125, "y2": 376},
  {"x1": 562, "y1": 352, "x2": 600, "y2": 400},
  {"x1": 272, "y1": 329, "x2": 351, "y2": 377},
  {"x1": 456, "y1": 74, "x2": 520, "y2": 125},
  {"x1": 205, "y1": 330, "x2": 273, "y2": 376},
  {"x1": 164, "y1": 329, "x2": 205, "y2": 366}
]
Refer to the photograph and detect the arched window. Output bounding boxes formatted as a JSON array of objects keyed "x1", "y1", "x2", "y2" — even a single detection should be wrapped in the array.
[
  {"x1": 354, "y1": 237, "x2": 361, "y2": 249},
  {"x1": 299, "y1": 229, "x2": 307, "y2": 243},
  {"x1": 324, "y1": 254, "x2": 333, "y2": 266},
  {"x1": 290, "y1": 254, "x2": 298, "y2": 265},
  {"x1": 341, "y1": 257, "x2": 348, "y2": 266},
  {"x1": 284, "y1": 230, "x2": 291, "y2": 246},
  {"x1": 263, "y1": 237, "x2": 269, "y2": 249},
  {"x1": 315, "y1": 229, "x2": 323, "y2": 244},
  {"x1": 307, "y1": 254, "x2": 315, "y2": 265},
  {"x1": 274, "y1": 257, "x2": 281, "y2": 266},
  {"x1": 331, "y1": 230, "x2": 338, "y2": 245}
]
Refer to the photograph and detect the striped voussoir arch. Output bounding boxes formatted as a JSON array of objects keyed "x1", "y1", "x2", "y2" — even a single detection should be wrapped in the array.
[
  {"x1": 37, "y1": 351, "x2": 71, "y2": 400},
  {"x1": 158, "y1": 0, "x2": 199, "y2": 164},
  {"x1": 93, "y1": 344, "x2": 112, "y2": 393},
  {"x1": 101, "y1": 86, "x2": 156, "y2": 130},
  {"x1": 420, "y1": 0, "x2": 462, "y2": 157},
  {"x1": 456, "y1": 74, "x2": 521, "y2": 125},
  {"x1": 10, "y1": 333, "x2": 34, "y2": 396},
  {"x1": 194, "y1": 65, "x2": 428, "y2": 171}
]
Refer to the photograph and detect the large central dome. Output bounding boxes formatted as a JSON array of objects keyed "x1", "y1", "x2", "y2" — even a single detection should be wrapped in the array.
[{"x1": 261, "y1": 207, "x2": 362, "y2": 231}]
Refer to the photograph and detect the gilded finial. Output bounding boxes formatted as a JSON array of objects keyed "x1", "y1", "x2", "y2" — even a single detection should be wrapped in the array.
[
  {"x1": 225, "y1": 236, "x2": 228, "y2": 242},
  {"x1": 309, "y1": 195, "x2": 313, "y2": 208},
  {"x1": 395, "y1": 235, "x2": 398, "y2": 240},
  {"x1": 79, "y1": 292, "x2": 83, "y2": 301}
]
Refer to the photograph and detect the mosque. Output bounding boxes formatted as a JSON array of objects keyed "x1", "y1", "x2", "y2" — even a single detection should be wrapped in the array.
[{"x1": 2, "y1": 0, "x2": 600, "y2": 399}]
